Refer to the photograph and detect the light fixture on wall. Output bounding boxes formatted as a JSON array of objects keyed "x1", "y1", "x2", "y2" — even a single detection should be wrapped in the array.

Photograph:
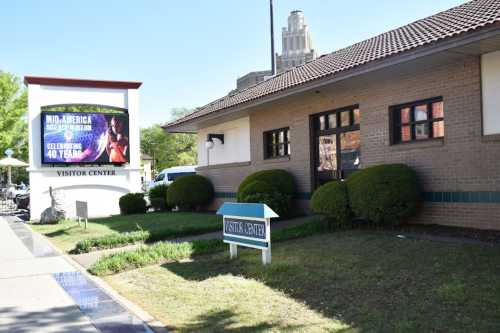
[{"x1": 205, "y1": 134, "x2": 224, "y2": 150}]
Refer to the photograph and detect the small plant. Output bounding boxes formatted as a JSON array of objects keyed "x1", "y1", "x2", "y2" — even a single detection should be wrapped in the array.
[
  {"x1": 167, "y1": 175, "x2": 214, "y2": 211},
  {"x1": 119, "y1": 193, "x2": 147, "y2": 215},
  {"x1": 346, "y1": 164, "x2": 420, "y2": 225},
  {"x1": 310, "y1": 181, "x2": 350, "y2": 227},
  {"x1": 149, "y1": 184, "x2": 170, "y2": 211}
]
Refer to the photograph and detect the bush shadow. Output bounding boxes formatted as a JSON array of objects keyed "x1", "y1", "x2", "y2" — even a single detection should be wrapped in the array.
[{"x1": 171, "y1": 309, "x2": 305, "y2": 332}]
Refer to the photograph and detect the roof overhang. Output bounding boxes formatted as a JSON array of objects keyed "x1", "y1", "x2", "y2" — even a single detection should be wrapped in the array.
[
  {"x1": 24, "y1": 76, "x2": 142, "y2": 89},
  {"x1": 164, "y1": 23, "x2": 500, "y2": 133}
]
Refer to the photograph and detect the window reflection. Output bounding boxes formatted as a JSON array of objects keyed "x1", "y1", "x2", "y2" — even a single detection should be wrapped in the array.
[
  {"x1": 432, "y1": 102, "x2": 444, "y2": 118},
  {"x1": 341, "y1": 111, "x2": 350, "y2": 127},
  {"x1": 328, "y1": 114, "x2": 337, "y2": 129},
  {"x1": 353, "y1": 109, "x2": 360, "y2": 125},
  {"x1": 415, "y1": 123, "x2": 429, "y2": 140},
  {"x1": 433, "y1": 121, "x2": 444, "y2": 138},
  {"x1": 401, "y1": 107, "x2": 411, "y2": 123},
  {"x1": 340, "y1": 130, "x2": 361, "y2": 173},
  {"x1": 317, "y1": 135, "x2": 337, "y2": 172}
]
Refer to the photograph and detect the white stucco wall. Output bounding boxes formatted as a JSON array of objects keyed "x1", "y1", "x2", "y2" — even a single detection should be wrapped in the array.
[
  {"x1": 27, "y1": 83, "x2": 142, "y2": 220},
  {"x1": 481, "y1": 51, "x2": 500, "y2": 135},
  {"x1": 197, "y1": 117, "x2": 251, "y2": 166}
]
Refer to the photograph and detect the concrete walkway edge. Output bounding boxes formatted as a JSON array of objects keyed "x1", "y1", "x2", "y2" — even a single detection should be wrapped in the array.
[{"x1": 24, "y1": 222, "x2": 169, "y2": 333}]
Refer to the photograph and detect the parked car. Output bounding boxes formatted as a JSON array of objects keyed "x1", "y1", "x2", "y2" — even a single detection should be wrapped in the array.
[{"x1": 148, "y1": 165, "x2": 197, "y2": 190}]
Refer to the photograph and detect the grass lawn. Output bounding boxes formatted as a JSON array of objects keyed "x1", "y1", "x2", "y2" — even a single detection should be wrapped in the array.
[
  {"x1": 105, "y1": 230, "x2": 500, "y2": 332},
  {"x1": 30, "y1": 212, "x2": 221, "y2": 252}
]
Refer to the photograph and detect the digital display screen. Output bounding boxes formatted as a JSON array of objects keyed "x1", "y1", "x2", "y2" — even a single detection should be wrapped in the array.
[{"x1": 41, "y1": 111, "x2": 130, "y2": 164}]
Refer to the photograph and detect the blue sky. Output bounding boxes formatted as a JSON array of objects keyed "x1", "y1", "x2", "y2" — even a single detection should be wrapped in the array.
[{"x1": 0, "y1": 0, "x2": 464, "y2": 127}]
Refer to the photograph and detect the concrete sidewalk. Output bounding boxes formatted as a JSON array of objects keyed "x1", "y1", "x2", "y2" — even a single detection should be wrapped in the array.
[
  {"x1": 0, "y1": 216, "x2": 98, "y2": 332},
  {"x1": 0, "y1": 216, "x2": 153, "y2": 333}
]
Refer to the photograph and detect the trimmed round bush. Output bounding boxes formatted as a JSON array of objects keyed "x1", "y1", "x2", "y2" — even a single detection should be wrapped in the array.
[
  {"x1": 237, "y1": 169, "x2": 295, "y2": 201},
  {"x1": 149, "y1": 184, "x2": 170, "y2": 211},
  {"x1": 238, "y1": 180, "x2": 290, "y2": 217},
  {"x1": 346, "y1": 164, "x2": 420, "y2": 225},
  {"x1": 239, "y1": 180, "x2": 276, "y2": 199},
  {"x1": 310, "y1": 181, "x2": 350, "y2": 225},
  {"x1": 167, "y1": 175, "x2": 214, "y2": 211},
  {"x1": 119, "y1": 193, "x2": 147, "y2": 215}
]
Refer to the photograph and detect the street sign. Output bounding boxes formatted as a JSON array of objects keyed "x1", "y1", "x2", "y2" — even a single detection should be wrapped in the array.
[{"x1": 217, "y1": 202, "x2": 278, "y2": 265}]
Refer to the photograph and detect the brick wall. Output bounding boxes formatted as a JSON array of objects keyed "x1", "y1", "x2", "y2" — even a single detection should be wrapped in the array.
[{"x1": 201, "y1": 54, "x2": 500, "y2": 229}]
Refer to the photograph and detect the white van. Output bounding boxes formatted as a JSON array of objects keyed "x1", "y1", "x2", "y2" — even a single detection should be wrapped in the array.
[{"x1": 148, "y1": 165, "x2": 197, "y2": 189}]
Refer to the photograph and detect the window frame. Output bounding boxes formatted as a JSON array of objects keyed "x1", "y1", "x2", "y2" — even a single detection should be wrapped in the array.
[
  {"x1": 263, "y1": 127, "x2": 291, "y2": 159},
  {"x1": 389, "y1": 97, "x2": 444, "y2": 145}
]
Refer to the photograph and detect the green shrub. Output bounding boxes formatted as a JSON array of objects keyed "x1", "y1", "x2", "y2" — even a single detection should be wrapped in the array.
[
  {"x1": 346, "y1": 164, "x2": 420, "y2": 225},
  {"x1": 237, "y1": 170, "x2": 296, "y2": 217},
  {"x1": 237, "y1": 169, "x2": 295, "y2": 201},
  {"x1": 167, "y1": 175, "x2": 214, "y2": 211},
  {"x1": 239, "y1": 180, "x2": 276, "y2": 198},
  {"x1": 310, "y1": 181, "x2": 350, "y2": 225},
  {"x1": 149, "y1": 184, "x2": 170, "y2": 211},
  {"x1": 239, "y1": 180, "x2": 291, "y2": 217},
  {"x1": 119, "y1": 193, "x2": 147, "y2": 215},
  {"x1": 73, "y1": 230, "x2": 149, "y2": 254}
]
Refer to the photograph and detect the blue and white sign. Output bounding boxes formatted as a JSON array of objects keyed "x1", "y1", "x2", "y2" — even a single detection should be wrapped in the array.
[{"x1": 217, "y1": 202, "x2": 279, "y2": 265}]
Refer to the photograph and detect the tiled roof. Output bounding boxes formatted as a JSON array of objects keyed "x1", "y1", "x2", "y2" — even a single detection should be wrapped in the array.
[{"x1": 165, "y1": 0, "x2": 500, "y2": 129}]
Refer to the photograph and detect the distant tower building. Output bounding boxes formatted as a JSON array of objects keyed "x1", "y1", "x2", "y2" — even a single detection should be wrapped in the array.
[
  {"x1": 276, "y1": 10, "x2": 316, "y2": 73},
  {"x1": 235, "y1": 9, "x2": 316, "y2": 91}
]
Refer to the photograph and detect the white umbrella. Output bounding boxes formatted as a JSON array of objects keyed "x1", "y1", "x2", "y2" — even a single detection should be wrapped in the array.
[{"x1": 0, "y1": 157, "x2": 28, "y2": 185}]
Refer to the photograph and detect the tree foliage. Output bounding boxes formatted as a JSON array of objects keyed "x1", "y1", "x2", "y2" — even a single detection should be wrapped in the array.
[
  {"x1": 140, "y1": 108, "x2": 197, "y2": 171},
  {"x1": 0, "y1": 72, "x2": 28, "y2": 184},
  {"x1": 0, "y1": 72, "x2": 28, "y2": 161}
]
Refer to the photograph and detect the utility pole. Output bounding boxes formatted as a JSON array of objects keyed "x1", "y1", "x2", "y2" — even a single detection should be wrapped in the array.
[{"x1": 270, "y1": 0, "x2": 276, "y2": 76}]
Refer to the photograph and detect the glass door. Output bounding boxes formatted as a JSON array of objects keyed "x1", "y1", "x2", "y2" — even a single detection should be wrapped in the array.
[{"x1": 312, "y1": 106, "x2": 361, "y2": 187}]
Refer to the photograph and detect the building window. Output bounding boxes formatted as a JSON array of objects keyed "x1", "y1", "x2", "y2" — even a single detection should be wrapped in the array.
[
  {"x1": 390, "y1": 97, "x2": 444, "y2": 144},
  {"x1": 264, "y1": 128, "x2": 290, "y2": 159}
]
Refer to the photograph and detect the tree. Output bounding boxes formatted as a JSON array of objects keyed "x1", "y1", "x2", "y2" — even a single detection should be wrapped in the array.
[
  {"x1": 0, "y1": 72, "x2": 28, "y2": 161},
  {"x1": 140, "y1": 107, "x2": 197, "y2": 172},
  {"x1": 0, "y1": 72, "x2": 28, "y2": 184}
]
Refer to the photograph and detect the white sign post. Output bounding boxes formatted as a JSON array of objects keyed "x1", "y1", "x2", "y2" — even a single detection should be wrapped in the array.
[
  {"x1": 75, "y1": 200, "x2": 88, "y2": 229},
  {"x1": 217, "y1": 203, "x2": 278, "y2": 265}
]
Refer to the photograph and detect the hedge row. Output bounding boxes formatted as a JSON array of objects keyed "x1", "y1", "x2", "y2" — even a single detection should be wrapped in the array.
[{"x1": 311, "y1": 164, "x2": 420, "y2": 226}]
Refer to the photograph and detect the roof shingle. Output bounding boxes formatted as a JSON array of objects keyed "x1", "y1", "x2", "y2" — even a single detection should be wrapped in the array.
[{"x1": 165, "y1": 0, "x2": 500, "y2": 129}]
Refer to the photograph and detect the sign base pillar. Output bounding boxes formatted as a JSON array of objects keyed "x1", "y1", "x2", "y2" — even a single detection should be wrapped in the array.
[
  {"x1": 230, "y1": 243, "x2": 238, "y2": 259},
  {"x1": 262, "y1": 247, "x2": 271, "y2": 265}
]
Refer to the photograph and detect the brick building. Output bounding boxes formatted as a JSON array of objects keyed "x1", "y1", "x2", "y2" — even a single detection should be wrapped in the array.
[{"x1": 165, "y1": 0, "x2": 500, "y2": 230}]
